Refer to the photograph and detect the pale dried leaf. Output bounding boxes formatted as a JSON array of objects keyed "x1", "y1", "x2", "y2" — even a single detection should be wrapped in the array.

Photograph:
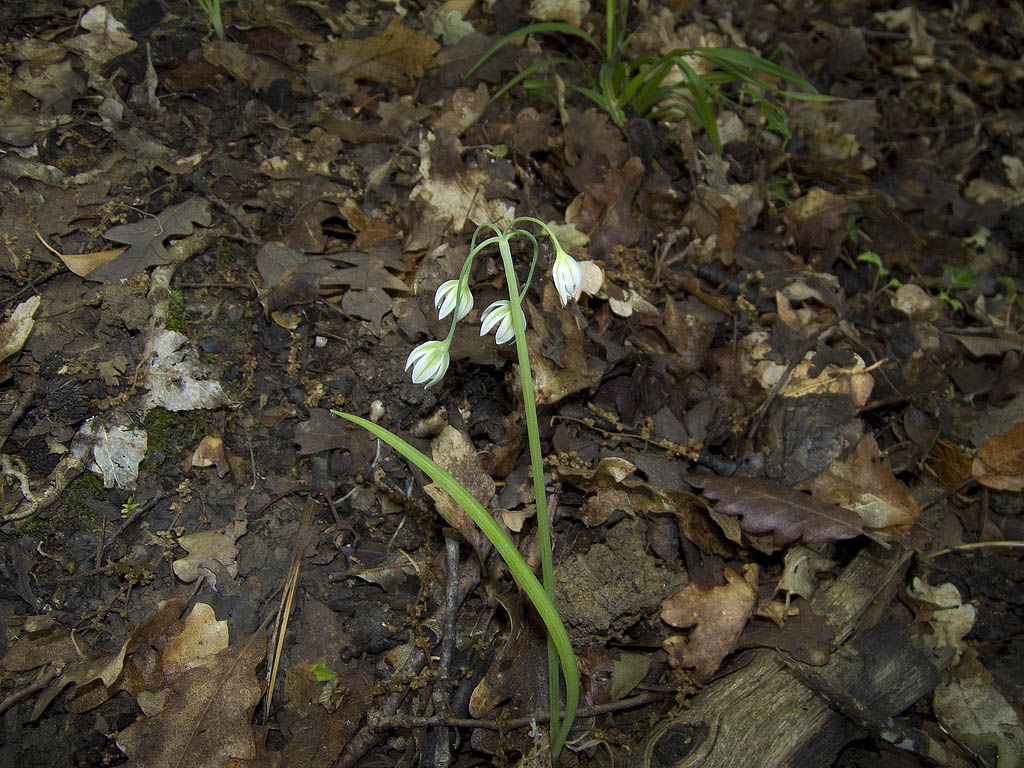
[
  {"x1": 777, "y1": 546, "x2": 833, "y2": 602},
  {"x1": 161, "y1": 603, "x2": 230, "y2": 676},
  {"x1": 116, "y1": 630, "x2": 266, "y2": 766},
  {"x1": 0, "y1": 295, "x2": 40, "y2": 364},
  {"x1": 800, "y1": 434, "x2": 921, "y2": 529},
  {"x1": 661, "y1": 565, "x2": 758, "y2": 680},
  {"x1": 972, "y1": 422, "x2": 1024, "y2": 491},
  {"x1": 173, "y1": 521, "x2": 247, "y2": 583}
]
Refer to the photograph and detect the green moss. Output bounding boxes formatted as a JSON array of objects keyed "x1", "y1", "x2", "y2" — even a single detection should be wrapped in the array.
[
  {"x1": 165, "y1": 288, "x2": 188, "y2": 333},
  {"x1": 218, "y1": 240, "x2": 236, "y2": 265},
  {"x1": 28, "y1": 472, "x2": 106, "y2": 533},
  {"x1": 142, "y1": 407, "x2": 215, "y2": 472}
]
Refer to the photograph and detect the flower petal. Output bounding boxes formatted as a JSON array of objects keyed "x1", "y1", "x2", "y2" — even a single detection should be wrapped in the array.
[{"x1": 552, "y1": 248, "x2": 582, "y2": 306}]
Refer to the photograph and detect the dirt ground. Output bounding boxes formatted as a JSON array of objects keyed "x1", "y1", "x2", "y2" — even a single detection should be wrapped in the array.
[{"x1": 1, "y1": 0, "x2": 1022, "y2": 766}]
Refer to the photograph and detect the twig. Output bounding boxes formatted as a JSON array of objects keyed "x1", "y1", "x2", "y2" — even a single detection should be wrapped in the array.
[
  {"x1": 372, "y1": 691, "x2": 666, "y2": 732},
  {"x1": 924, "y1": 540, "x2": 1024, "y2": 560},
  {"x1": 0, "y1": 664, "x2": 60, "y2": 717},
  {"x1": 264, "y1": 496, "x2": 317, "y2": 724},
  {"x1": 431, "y1": 532, "x2": 461, "y2": 768},
  {"x1": 0, "y1": 386, "x2": 36, "y2": 450},
  {"x1": 335, "y1": 558, "x2": 482, "y2": 768},
  {"x1": 97, "y1": 493, "x2": 167, "y2": 562}
]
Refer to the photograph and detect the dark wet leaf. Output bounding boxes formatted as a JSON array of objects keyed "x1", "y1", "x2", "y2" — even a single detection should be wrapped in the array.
[
  {"x1": 684, "y1": 474, "x2": 869, "y2": 549},
  {"x1": 91, "y1": 198, "x2": 211, "y2": 282},
  {"x1": 736, "y1": 605, "x2": 834, "y2": 665},
  {"x1": 294, "y1": 409, "x2": 348, "y2": 456}
]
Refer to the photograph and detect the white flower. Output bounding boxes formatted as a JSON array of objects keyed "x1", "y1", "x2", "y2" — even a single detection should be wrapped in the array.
[
  {"x1": 551, "y1": 246, "x2": 582, "y2": 306},
  {"x1": 405, "y1": 340, "x2": 450, "y2": 387},
  {"x1": 479, "y1": 300, "x2": 516, "y2": 344},
  {"x1": 434, "y1": 279, "x2": 474, "y2": 321}
]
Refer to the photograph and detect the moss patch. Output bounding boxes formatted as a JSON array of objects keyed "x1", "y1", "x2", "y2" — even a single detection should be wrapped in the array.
[
  {"x1": 165, "y1": 288, "x2": 189, "y2": 333},
  {"x1": 142, "y1": 407, "x2": 216, "y2": 472}
]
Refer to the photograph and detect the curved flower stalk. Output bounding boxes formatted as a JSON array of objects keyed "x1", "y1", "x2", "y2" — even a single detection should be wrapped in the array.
[
  {"x1": 434, "y1": 278, "x2": 474, "y2": 321},
  {"x1": 480, "y1": 300, "x2": 515, "y2": 344},
  {"x1": 405, "y1": 340, "x2": 450, "y2": 388}
]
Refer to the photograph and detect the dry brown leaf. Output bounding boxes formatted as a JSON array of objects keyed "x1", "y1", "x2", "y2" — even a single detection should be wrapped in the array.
[
  {"x1": 777, "y1": 545, "x2": 833, "y2": 602},
  {"x1": 661, "y1": 564, "x2": 758, "y2": 681},
  {"x1": 928, "y1": 438, "x2": 974, "y2": 488},
  {"x1": 685, "y1": 475, "x2": 869, "y2": 550},
  {"x1": 310, "y1": 19, "x2": 439, "y2": 85},
  {"x1": 800, "y1": 434, "x2": 921, "y2": 530},
  {"x1": 188, "y1": 436, "x2": 230, "y2": 478},
  {"x1": 1, "y1": 615, "x2": 79, "y2": 672},
  {"x1": 172, "y1": 521, "x2": 247, "y2": 583},
  {"x1": 736, "y1": 605, "x2": 834, "y2": 666},
  {"x1": 91, "y1": 198, "x2": 211, "y2": 282},
  {"x1": 116, "y1": 629, "x2": 266, "y2": 766},
  {"x1": 161, "y1": 603, "x2": 229, "y2": 677},
  {"x1": 425, "y1": 426, "x2": 496, "y2": 564},
  {"x1": 279, "y1": 667, "x2": 373, "y2": 768},
  {"x1": 972, "y1": 422, "x2": 1024, "y2": 491},
  {"x1": 0, "y1": 295, "x2": 40, "y2": 364},
  {"x1": 35, "y1": 228, "x2": 125, "y2": 277}
]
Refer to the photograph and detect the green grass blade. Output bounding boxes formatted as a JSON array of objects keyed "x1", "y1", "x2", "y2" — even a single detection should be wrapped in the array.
[
  {"x1": 674, "y1": 57, "x2": 722, "y2": 152},
  {"x1": 332, "y1": 411, "x2": 580, "y2": 756},
  {"x1": 466, "y1": 22, "x2": 602, "y2": 79},
  {"x1": 694, "y1": 48, "x2": 817, "y2": 93},
  {"x1": 491, "y1": 56, "x2": 576, "y2": 101}
]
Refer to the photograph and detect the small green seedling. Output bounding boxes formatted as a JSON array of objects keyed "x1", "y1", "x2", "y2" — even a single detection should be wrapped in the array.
[
  {"x1": 192, "y1": 0, "x2": 226, "y2": 40},
  {"x1": 311, "y1": 660, "x2": 337, "y2": 682},
  {"x1": 334, "y1": 218, "x2": 582, "y2": 761},
  {"x1": 936, "y1": 264, "x2": 975, "y2": 312},
  {"x1": 857, "y1": 251, "x2": 902, "y2": 292},
  {"x1": 466, "y1": 0, "x2": 824, "y2": 152}
]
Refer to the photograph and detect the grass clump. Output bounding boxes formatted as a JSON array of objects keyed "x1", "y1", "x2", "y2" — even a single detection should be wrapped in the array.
[{"x1": 467, "y1": 0, "x2": 825, "y2": 152}]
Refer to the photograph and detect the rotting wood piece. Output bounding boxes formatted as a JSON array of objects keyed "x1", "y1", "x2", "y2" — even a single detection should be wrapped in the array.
[{"x1": 641, "y1": 541, "x2": 955, "y2": 767}]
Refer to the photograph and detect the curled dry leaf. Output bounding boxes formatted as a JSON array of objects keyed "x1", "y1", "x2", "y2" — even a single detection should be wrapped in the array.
[
  {"x1": 425, "y1": 426, "x2": 496, "y2": 564},
  {"x1": 0, "y1": 295, "x2": 40, "y2": 364},
  {"x1": 972, "y1": 421, "x2": 1024, "y2": 491},
  {"x1": 685, "y1": 474, "x2": 870, "y2": 551},
  {"x1": 800, "y1": 434, "x2": 921, "y2": 531},
  {"x1": 188, "y1": 435, "x2": 229, "y2": 478},
  {"x1": 907, "y1": 577, "x2": 976, "y2": 662},
  {"x1": 777, "y1": 545, "x2": 833, "y2": 603},
  {"x1": 661, "y1": 564, "x2": 758, "y2": 681}
]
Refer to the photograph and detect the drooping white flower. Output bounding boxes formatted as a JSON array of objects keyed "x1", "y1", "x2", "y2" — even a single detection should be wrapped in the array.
[
  {"x1": 405, "y1": 339, "x2": 450, "y2": 387},
  {"x1": 479, "y1": 300, "x2": 516, "y2": 344},
  {"x1": 434, "y1": 279, "x2": 474, "y2": 321},
  {"x1": 551, "y1": 245, "x2": 582, "y2": 306}
]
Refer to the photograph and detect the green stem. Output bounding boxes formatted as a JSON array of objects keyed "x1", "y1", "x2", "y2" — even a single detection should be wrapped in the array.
[{"x1": 497, "y1": 234, "x2": 574, "y2": 758}]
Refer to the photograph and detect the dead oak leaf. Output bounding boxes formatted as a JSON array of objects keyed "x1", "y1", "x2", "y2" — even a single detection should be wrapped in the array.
[
  {"x1": 310, "y1": 19, "x2": 439, "y2": 85},
  {"x1": 116, "y1": 630, "x2": 266, "y2": 766},
  {"x1": 685, "y1": 474, "x2": 871, "y2": 550},
  {"x1": 972, "y1": 422, "x2": 1024, "y2": 491},
  {"x1": 161, "y1": 603, "x2": 229, "y2": 677},
  {"x1": 91, "y1": 198, "x2": 211, "y2": 282},
  {"x1": 172, "y1": 521, "x2": 247, "y2": 584},
  {"x1": 661, "y1": 564, "x2": 758, "y2": 681},
  {"x1": 799, "y1": 434, "x2": 921, "y2": 530}
]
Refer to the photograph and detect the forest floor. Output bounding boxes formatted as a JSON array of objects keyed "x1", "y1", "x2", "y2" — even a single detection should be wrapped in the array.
[{"x1": 0, "y1": 1, "x2": 1022, "y2": 766}]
